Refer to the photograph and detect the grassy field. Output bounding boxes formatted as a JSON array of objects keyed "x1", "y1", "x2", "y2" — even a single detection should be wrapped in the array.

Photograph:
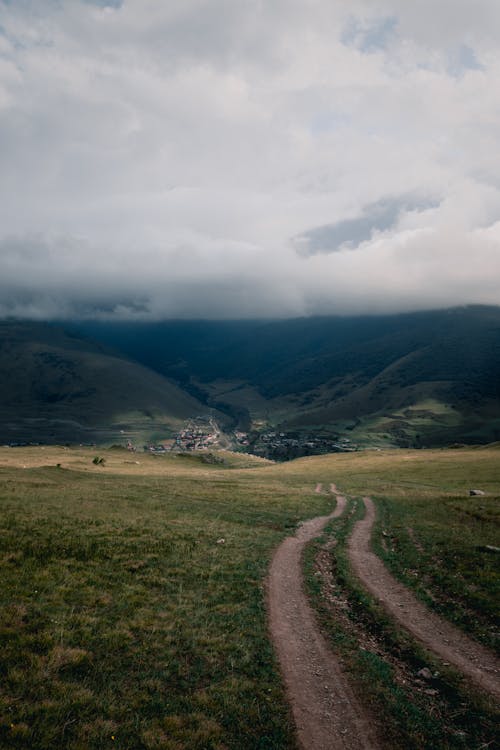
[
  {"x1": 0, "y1": 445, "x2": 499, "y2": 749},
  {"x1": 295, "y1": 447, "x2": 499, "y2": 748},
  {"x1": 305, "y1": 499, "x2": 498, "y2": 749},
  {"x1": 284, "y1": 446, "x2": 500, "y2": 651},
  {"x1": 0, "y1": 447, "x2": 330, "y2": 750}
]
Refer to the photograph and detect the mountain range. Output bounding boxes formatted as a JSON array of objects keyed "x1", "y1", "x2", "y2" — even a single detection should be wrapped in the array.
[{"x1": 2, "y1": 305, "x2": 500, "y2": 450}]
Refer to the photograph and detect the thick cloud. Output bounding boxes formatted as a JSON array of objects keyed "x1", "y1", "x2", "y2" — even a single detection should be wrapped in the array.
[{"x1": 0, "y1": 0, "x2": 499, "y2": 319}]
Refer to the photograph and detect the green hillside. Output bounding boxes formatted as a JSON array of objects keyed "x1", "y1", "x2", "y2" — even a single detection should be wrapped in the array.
[
  {"x1": 0, "y1": 322, "x2": 210, "y2": 445},
  {"x1": 3, "y1": 307, "x2": 500, "y2": 449},
  {"x1": 73, "y1": 306, "x2": 500, "y2": 448}
]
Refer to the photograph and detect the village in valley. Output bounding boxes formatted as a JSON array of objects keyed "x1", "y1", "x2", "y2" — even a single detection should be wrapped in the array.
[
  {"x1": 142, "y1": 415, "x2": 247, "y2": 455},
  {"x1": 172, "y1": 416, "x2": 227, "y2": 451},
  {"x1": 141, "y1": 415, "x2": 356, "y2": 460}
]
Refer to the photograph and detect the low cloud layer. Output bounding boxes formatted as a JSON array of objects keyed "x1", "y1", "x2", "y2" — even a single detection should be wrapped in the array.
[{"x1": 1, "y1": 0, "x2": 499, "y2": 319}]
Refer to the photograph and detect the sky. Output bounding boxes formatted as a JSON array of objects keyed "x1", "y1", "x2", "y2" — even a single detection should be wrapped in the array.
[{"x1": 1, "y1": 0, "x2": 499, "y2": 320}]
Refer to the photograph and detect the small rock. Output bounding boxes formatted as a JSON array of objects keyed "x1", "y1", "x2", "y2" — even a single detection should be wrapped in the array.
[{"x1": 417, "y1": 667, "x2": 433, "y2": 680}]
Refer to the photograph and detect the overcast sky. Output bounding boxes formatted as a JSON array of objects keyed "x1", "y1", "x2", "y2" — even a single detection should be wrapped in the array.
[{"x1": 1, "y1": 0, "x2": 500, "y2": 319}]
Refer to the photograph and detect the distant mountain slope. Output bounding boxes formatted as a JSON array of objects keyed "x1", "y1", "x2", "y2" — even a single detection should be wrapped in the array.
[
  {"x1": 72, "y1": 306, "x2": 500, "y2": 447},
  {"x1": 0, "y1": 322, "x2": 209, "y2": 444}
]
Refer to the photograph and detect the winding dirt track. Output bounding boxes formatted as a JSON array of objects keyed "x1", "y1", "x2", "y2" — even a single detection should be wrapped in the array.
[
  {"x1": 349, "y1": 497, "x2": 500, "y2": 701},
  {"x1": 267, "y1": 492, "x2": 380, "y2": 750}
]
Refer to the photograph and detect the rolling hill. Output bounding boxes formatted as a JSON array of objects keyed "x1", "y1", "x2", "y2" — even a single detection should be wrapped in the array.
[
  {"x1": 0, "y1": 321, "x2": 210, "y2": 445},
  {"x1": 2, "y1": 306, "x2": 500, "y2": 448},
  {"x1": 71, "y1": 305, "x2": 500, "y2": 448}
]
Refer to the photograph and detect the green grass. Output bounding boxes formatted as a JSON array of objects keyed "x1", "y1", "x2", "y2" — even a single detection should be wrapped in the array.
[
  {"x1": 373, "y1": 492, "x2": 499, "y2": 651},
  {"x1": 0, "y1": 453, "x2": 331, "y2": 749},
  {"x1": 304, "y1": 498, "x2": 499, "y2": 749},
  {"x1": 291, "y1": 446, "x2": 500, "y2": 651},
  {"x1": 1, "y1": 445, "x2": 499, "y2": 749}
]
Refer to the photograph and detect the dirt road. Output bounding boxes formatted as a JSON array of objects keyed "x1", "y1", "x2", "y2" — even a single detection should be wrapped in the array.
[
  {"x1": 267, "y1": 491, "x2": 380, "y2": 750},
  {"x1": 348, "y1": 496, "x2": 500, "y2": 700}
]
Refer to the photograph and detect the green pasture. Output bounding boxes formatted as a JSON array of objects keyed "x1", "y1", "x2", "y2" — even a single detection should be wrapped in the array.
[
  {"x1": 0, "y1": 445, "x2": 499, "y2": 749},
  {"x1": 282, "y1": 446, "x2": 500, "y2": 650}
]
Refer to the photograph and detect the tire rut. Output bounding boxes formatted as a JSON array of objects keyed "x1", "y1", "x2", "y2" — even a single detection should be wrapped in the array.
[
  {"x1": 348, "y1": 496, "x2": 500, "y2": 701},
  {"x1": 267, "y1": 489, "x2": 380, "y2": 750}
]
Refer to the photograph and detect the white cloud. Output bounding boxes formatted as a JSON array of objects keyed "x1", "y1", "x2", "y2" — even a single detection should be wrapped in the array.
[{"x1": 0, "y1": 0, "x2": 499, "y2": 319}]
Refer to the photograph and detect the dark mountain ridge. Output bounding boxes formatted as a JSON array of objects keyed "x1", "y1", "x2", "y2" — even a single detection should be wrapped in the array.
[
  {"x1": 69, "y1": 305, "x2": 500, "y2": 448},
  {"x1": 0, "y1": 320, "x2": 209, "y2": 445},
  {"x1": 2, "y1": 306, "x2": 500, "y2": 448}
]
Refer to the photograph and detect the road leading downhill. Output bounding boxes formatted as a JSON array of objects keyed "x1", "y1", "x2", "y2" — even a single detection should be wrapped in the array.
[{"x1": 267, "y1": 490, "x2": 380, "y2": 750}]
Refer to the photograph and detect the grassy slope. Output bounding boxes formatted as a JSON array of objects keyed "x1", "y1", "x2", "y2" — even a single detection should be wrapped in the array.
[
  {"x1": 0, "y1": 446, "x2": 498, "y2": 749},
  {"x1": 288, "y1": 448, "x2": 500, "y2": 748},
  {"x1": 279, "y1": 446, "x2": 500, "y2": 649},
  {"x1": 304, "y1": 501, "x2": 498, "y2": 749},
  {"x1": 0, "y1": 322, "x2": 210, "y2": 444},
  {"x1": 0, "y1": 448, "x2": 329, "y2": 750},
  {"x1": 73, "y1": 306, "x2": 500, "y2": 446}
]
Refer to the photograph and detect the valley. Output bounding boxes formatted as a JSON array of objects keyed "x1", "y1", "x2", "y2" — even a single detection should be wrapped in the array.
[
  {"x1": 71, "y1": 305, "x2": 500, "y2": 450},
  {"x1": 2, "y1": 306, "x2": 500, "y2": 452}
]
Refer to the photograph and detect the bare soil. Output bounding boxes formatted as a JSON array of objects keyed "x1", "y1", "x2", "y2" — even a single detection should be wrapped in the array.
[
  {"x1": 267, "y1": 490, "x2": 380, "y2": 750},
  {"x1": 348, "y1": 496, "x2": 500, "y2": 701}
]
